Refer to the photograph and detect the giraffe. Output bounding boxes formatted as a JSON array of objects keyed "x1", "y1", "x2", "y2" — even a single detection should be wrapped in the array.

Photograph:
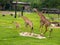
[
  {"x1": 21, "y1": 16, "x2": 33, "y2": 35},
  {"x1": 12, "y1": 21, "x2": 20, "y2": 29},
  {"x1": 15, "y1": 22, "x2": 20, "y2": 29},
  {"x1": 33, "y1": 8, "x2": 53, "y2": 36}
]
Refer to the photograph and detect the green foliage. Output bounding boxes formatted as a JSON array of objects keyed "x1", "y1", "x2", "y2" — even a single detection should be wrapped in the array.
[
  {"x1": 0, "y1": 0, "x2": 60, "y2": 10},
  {"x1": 41, "y1": 0, "x2": 60, "y2": 8},
  {"x1": 0, "y1": 0, "x2": 13, "y2": 10}
]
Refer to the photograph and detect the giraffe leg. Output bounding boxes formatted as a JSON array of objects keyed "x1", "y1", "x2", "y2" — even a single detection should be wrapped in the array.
[
  {"x1": 25, "y1": 23, "x2": 28, "y2": 27},
  {"x1": 29, "y1": 27, "x2": 33, "y2": 35},
  {"x1": 40, "y1": 21, "x2": 43, "y2": 33},
  {"x1": 40, "y1": 24, "x2": 43, "y2": 33},
  {"x1": 43, "y1": 26, "x2": 48, "y2": 34},
  {"x1": 40, "y1": 23, "x2": 44, "y2": 36},
  {"x1": 48, "y1": 28, "x2": 53, "y2": 37},
  {"x1": 25, "y1": 23, "x2": 28, "y2": 32},
  {"x1": 31, "y1": 27, "x2": 33, "y2": 33}
]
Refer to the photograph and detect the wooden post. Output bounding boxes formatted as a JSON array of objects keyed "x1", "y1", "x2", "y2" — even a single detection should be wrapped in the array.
[
  {"x1": 15, "y1": 1, "x2": 17, "y2": 18},
  {"x1": 21, "y1": 6, "x2": 25, "y2": 16}
]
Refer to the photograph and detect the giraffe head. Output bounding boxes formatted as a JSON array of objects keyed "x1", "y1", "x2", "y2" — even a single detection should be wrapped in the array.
[{"x1": 33, "y1": 8, "x2": 38, "y2": 12}]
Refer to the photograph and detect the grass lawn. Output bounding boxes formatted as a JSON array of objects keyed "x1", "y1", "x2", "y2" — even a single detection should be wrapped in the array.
[{"x1": 0, "y1": 12, "x2": 60, "y2": 45}]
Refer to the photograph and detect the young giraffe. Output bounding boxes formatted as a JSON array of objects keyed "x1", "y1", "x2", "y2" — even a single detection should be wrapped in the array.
[
  {"x1": 15, "y1": 22, "x2": 20, "y2": 29},
  {"x1": 34, "y1": 8, "x2": 52, "y2": 36},
  {"x1": 12, "y1": 21, "x2": 20, "y2": 29},
  {"x1": 21, "y1": 16, "x2": 33, "y2": 34}
]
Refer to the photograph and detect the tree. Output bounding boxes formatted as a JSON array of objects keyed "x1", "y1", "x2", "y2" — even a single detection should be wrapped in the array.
[
  {"x1": 0, "y1": 0, "x2": 13, "y2": 10},
  {"x1": 41, "y1": 0, "x2": 60, "y2": 9}
]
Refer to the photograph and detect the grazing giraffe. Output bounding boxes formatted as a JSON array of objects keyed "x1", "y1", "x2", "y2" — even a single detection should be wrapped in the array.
[
  {"x1": 33, "y1": 8, "x2": 53, "y2": 36},
  {"x1": 21, "y1": 16, "x2": 33, "y2": 34}
]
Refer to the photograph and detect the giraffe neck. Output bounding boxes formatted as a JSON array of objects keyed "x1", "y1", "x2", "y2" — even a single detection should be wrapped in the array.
[{"x1": 36, "y1": 10, "x2": 45, "y2": 18}]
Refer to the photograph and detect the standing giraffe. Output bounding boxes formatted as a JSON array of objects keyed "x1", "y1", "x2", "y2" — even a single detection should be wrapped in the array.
[
  {"x1": 21, "y1": 16, "x2": 33, "y2": 34},
  {"x1": 33, "y1": 8, "x2": 52, "y2": 36}
]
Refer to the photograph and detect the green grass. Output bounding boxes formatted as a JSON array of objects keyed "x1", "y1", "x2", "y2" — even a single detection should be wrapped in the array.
[{"x1": 0, "y1": 12, "x2": 60, "y2": 45}]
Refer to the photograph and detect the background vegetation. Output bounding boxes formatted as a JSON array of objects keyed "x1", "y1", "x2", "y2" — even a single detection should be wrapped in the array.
[{"x1": 0, "y1": 0, "x2": 60, "y2": 10}]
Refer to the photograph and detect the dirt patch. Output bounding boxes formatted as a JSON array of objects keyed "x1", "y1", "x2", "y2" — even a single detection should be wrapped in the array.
[{"x1": 19, "y1": 32, "x2": 46, "y2": 39}]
